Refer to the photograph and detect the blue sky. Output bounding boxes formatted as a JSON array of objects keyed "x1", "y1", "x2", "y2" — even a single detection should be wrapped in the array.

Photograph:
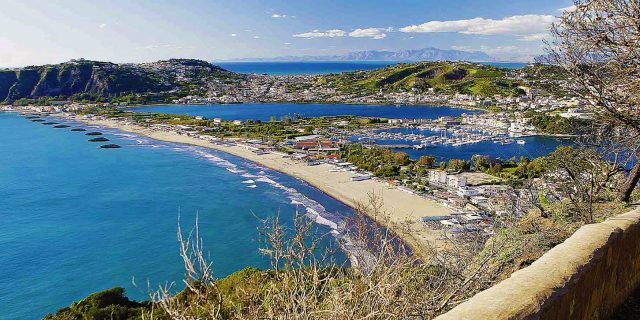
[{"x1": 0, "y1": 0, "x2": 574, "y2": 66}]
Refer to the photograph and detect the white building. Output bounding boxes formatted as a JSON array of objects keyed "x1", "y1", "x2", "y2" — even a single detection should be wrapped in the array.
[
  {"x1": 428, "y1": 170, "x2": 448, "y2": 186},
  {"x1": 428, "y1": 171, "x2": 468, "y2": 190},
  {"x1": 456, "y1": 186, "x2": 479, "y2": 197},
  {"x1": 447, "y1": 175, "x2": 468, "y2": 189}
]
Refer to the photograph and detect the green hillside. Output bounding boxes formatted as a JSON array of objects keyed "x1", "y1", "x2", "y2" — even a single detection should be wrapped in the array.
[
  {"x1": 0, "y1": 59, "x2": 238, "y2": 103},
  {"x1": 317, "y1": 61, "x2": 526, "y2": 97}
]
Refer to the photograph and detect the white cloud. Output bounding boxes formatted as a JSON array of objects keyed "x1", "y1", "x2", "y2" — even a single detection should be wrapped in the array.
[
  {"x1": 518, "y1": 33, "x2": 550, "y2": 41},
  {"x1": 399, "y1": 14, "x2": 556, "y2": 36},
  {"x1": 284, "y1": 42, "x2": 292, "y2": 45},
  {"x1": 253, "y1": 35, "x2": 261, "y2": 39},
  {"x1": 293, "y1": 27, "x2": 392, "y2": 39},
  {"x1": 558, "y1": 5, "x2": 577, "y2": 12},
  {"x1": 230, "y1": 33, "x2": 237, "y2": 37},
  {"x1": 450, "y1": 45, "x2": 475, "y2": 51},
  {"x1": 349, "y1": 27, "x2": 391, "y2": 40},
  {"x1": 142, "y1": 44, "x2": 197, "y2": 50},
  {"x1": 293, "y1": 29, "x2": 346, "y2": 38},
  {"x1": 479, "y1": 45, "x2": 521, "y2": 54},
  {"x1": 271, "y1": 13, "x2": 288, "y2": 18},
  {"x1": 452, "y1": 44, "x2": 542, "y2": 62},
  {"x1": 98, "y1": 23, "x2": 107, "y2": 29}
]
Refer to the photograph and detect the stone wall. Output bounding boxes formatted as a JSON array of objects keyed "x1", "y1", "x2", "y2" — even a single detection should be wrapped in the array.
[{"x1": 435, "y1": 209, "x2": 640, "y2": 320}]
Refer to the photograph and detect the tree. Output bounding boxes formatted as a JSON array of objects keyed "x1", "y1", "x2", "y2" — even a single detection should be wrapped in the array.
[
  {"x1": 544, "y1": 146, "x2": 623, "y2": 223},
  {"x1": 394, "y1": 152, "x2": 411, "y2": 166},
  {"x1": 471, "y1": 155, "x2": 490, "y2": 172},
  {"x1": 416, "y1": 155, "x2": 436, "y2": 168},
  {"x1": 447, "y1": 159, "x2": 468, "y2": 172},
  {"x1": 548, "y1": 0, "x2": 640, "y2": 202}
]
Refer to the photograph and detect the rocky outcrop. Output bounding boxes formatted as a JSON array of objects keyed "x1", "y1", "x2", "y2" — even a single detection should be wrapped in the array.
[{"x1": 0, "y1": 59, "x2": 234, "y2": 102}]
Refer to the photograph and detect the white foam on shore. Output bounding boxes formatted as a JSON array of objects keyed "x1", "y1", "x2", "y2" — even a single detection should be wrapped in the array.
[
  {"x1": 99, "y1": 130, "x2": 362, "y2": 264},
  {"x1": 252, "y1": 173, "x2": 346, "y2": 235}
]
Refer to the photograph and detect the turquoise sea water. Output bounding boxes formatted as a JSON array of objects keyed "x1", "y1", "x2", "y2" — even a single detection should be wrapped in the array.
[
  {"x1": 0, "y1": 112, "x2": 352, "y2": 319},
  {"x1": 131, "y1": 103, "x2": 479, "y2": 122}
]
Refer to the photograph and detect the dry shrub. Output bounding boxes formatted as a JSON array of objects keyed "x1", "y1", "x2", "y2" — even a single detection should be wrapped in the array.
[{"x1": 149, "y1": 194, "x2": 535, "y2": 319}]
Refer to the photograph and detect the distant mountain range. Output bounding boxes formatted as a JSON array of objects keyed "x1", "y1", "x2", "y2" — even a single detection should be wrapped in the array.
[{"x1": 223, "y1": 47, "x2": 494, "y2": 63}]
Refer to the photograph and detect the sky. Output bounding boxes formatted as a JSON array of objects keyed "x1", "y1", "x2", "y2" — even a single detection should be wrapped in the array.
[{"x1": 0, "y1": 0, "x2": 576, "y2": 67}]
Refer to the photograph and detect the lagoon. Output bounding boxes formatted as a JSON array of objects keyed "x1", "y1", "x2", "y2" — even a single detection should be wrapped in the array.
[{"x1": 131, "y1": 103, "x2": 479, "y2": 122}]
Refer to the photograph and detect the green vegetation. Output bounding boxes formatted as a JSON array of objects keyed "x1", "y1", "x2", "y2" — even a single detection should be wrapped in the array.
[
  {"x1": 0, "y1": 59, "x2": 239, "y2": 104},
  {"x1": 527, "y1": 112, "x2": 586, "y2": 135},
  {"x1": 341, "y1": 144, "x2": 411, "y2": 178},
  {"x1": 44, "y1": 201, "x2": 609, "y2": 320},
  {"x1": 43, "y1": 287, "x2": 154, "y2": 320},
  {"x1": 80, "y1": 106, "x2": 384, "y2": 142},
  {"x1": 318, "y1": 61, "x2": 526, "y2": 97},
  {"x1": 341, "y1": 143, "x2": 549, "y2": 187}
]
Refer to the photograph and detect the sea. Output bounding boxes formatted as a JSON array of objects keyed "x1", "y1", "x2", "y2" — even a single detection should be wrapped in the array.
[
  {"x1": 216, "y1": 61, "x2": 527, "y2": 75},
  {"x1": 0, "y1": 112, "x2": 352, "y2": 319}
]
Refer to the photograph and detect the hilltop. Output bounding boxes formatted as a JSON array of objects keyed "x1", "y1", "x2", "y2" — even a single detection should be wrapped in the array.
[
  {"x1": 316, "y1": 61, "x2": 528, "y2": 96},
  {"x1": 0, "y1": 59, "x2": 568, "y2": 106},
  {"x1": 0, "y1": 59, "x2": 237, "y2": 103}
]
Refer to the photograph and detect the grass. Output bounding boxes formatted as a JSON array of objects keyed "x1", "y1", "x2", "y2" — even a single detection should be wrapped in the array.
[{"x1": 318, "y1": 61, "x2": 525, "y2": 97}]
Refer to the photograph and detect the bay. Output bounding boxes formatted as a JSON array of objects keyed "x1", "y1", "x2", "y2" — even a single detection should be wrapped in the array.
[{"x1": 0, "y1": 112, "x2": 351, "y2": 319}]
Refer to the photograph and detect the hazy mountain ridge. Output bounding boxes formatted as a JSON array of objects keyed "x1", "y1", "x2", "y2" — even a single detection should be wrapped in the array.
[{"x1": 223, "y1": 48, "x2": 493, "y2": 62}]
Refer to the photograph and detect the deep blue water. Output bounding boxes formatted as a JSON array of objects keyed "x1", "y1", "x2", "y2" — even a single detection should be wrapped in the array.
[
  {"x1": 215, "y1": 61, "x2": 526, "y2": 75},
  {"x1": 216, "y1": 61, "x2": 398, "y2": 75},
  {"x1": 0, "y1": 112, "x2": 352, "y2": 319},
  {"x1": 131, "y1": 103, "x2": 478, "y2": 122},
  {"x1": 354, "y1": 127, "x2": 571, "y2": 161}
]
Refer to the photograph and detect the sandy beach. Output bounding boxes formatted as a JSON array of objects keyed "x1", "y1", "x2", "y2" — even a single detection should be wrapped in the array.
[{"x1": 73, "y1": 116, "x2": 452, "y2": 256}]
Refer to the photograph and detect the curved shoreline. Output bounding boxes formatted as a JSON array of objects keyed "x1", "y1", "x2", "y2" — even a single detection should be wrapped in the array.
[{"x1": 66, "y1": 115, "x2": 451, "y2": 258}]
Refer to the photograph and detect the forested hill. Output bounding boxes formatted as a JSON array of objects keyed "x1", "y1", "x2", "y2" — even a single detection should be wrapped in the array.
[{"x1": 0, "y1": 59, "x2": 237, "y2": 103}]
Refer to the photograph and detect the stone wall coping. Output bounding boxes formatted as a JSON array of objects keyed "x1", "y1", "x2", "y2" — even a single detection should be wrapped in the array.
[{"x1": 435, "y1": 208, "x2": 640, "y2": 320}]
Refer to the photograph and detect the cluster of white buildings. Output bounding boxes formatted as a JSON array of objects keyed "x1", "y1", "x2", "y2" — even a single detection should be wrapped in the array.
[{"x1": 426, "y1": 170, "x2": 515, "y2": 214}]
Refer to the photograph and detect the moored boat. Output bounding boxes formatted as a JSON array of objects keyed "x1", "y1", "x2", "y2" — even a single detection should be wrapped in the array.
[
  {"x1": 99, "y1": 144, "x2": 121, "y2": 149},
  {"x1": 89, "y1": 137, "x2": 110, "y2": 142}
]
